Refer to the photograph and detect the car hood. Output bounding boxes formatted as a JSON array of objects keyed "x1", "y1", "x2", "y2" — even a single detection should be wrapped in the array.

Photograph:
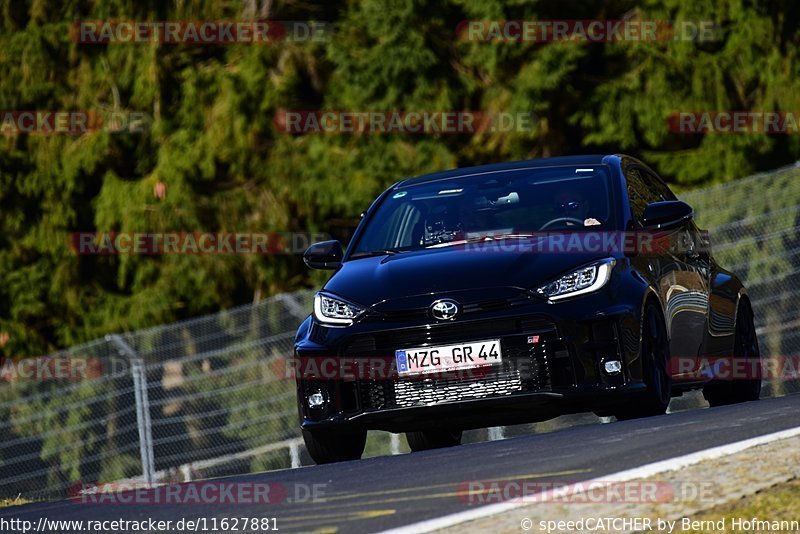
[{"x1": 324, "y1": 240, "x2": 610, "y2": 307}]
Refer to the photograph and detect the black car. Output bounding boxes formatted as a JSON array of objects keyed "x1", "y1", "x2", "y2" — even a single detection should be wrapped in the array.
[{"x1": 294, "y1": 154, "x2": 761, "y2": 464}]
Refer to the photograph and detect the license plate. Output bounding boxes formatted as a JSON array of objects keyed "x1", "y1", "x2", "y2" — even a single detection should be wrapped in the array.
[{"x1": 395, "y1": 339, "x2": 502, "y2": 376}]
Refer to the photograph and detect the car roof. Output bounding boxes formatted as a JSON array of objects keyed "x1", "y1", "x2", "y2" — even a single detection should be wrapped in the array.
[{"x1": 395, "y1": 154, "x2": 620, "y2": 188}]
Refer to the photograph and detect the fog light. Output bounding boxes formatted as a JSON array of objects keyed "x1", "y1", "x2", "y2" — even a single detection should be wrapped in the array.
[
  {"x1": 603, "y1": 359, "x2": 623, "y2": 375},
  {"x1": 308, "y1": 391, "x2": 325, "y2": 409}
]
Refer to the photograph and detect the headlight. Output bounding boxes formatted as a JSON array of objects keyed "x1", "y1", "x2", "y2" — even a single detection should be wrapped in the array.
[
  {"x1": 313, "y1": 293, "x2": 365, "y2": 326},
  {"x1": 536, "y1": 258, "x2": 616, "y2": 301}
]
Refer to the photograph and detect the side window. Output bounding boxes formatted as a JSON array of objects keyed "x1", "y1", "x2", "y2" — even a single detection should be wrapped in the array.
[
  {"x1": 359, "y1": 202, "x2": 421, "y2": 250},
  {"x1": 625, "y1": 168, "x2": 659, "y2": 223},
  {"x1": 642, "y1": 170, "x2": 677, "y2": 201}
]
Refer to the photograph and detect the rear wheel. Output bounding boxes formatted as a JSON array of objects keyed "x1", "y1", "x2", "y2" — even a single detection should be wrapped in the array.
[
  {"x1": 406, "y1": 429, "x2": 462, "y2": 451},
  {"x1": 704, "y1": 299, "x2": 761, "y2": 406},
  {"x1": 615, "y1": 302, "x2": 671, "y2": 420},
  {"x1": 302, "y1": 428, "x2": 367, "y2": 464}
]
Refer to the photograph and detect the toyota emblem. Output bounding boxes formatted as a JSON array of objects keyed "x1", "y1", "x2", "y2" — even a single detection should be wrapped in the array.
[{"x1": 430, "y1": 299, "x2": 460, "y2": 320}]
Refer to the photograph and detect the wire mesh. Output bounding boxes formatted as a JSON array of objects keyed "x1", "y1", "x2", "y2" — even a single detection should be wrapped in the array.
[{"x1": 2, "y1": 162, "x2": 800, "y2": 500}]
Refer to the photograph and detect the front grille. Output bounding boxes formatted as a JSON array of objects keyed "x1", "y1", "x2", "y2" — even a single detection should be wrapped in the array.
[
  {"x1": 364, "y1": 294, "x2": 538, "y2": 322},
  {"x1": 392, "y1": 371, "x2": 523, "y2": 407},
  {"x1": 359, "y1": 336, "x2": 552, "y2": 410},
  {"x1": 362, "y1": 287, "x2": 539, "y2": 323}
]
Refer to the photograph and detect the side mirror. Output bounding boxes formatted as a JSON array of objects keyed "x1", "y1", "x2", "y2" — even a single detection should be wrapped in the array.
[
  {"x1": 303, "y1": 240, "x2": 344, "y2": 270},
  {"x1": 641, "y1": 200, "x2": 693, "y2": 230}
]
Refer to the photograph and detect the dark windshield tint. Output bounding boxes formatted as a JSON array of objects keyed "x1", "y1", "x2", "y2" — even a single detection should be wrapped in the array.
[{"x1": 351, "y1": 165, "x2": 617, "y2": 256}]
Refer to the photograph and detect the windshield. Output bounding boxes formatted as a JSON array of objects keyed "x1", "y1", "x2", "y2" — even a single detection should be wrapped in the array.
[{"x1": 350, "y1": 165, "x2": 617, "y2": 257}]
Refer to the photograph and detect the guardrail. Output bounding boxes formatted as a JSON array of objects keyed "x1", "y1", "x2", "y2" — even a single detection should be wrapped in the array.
[{"x1": 1, "y1": 162, "x2": 799, "y2": 500}]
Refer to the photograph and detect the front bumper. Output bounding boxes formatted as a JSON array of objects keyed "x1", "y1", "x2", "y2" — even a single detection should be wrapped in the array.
[
  {"x1": 295, "y1": 294, "x2": 643, "y2": 433},
  {"x1": 301, "y1": 385, "x2": 646, "y2": 433}
]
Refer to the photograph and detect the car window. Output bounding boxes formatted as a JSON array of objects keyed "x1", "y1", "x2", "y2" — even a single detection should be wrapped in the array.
[
  {"x1": 358, "y1": 201, "x2": 422, "y2": 251},
  {"x1": 642, "y1": 169, "x2": 677, "y2": 201},
  {"x1": 350, "y1": 165, "x2": 617, "y2": 256},
  {"x1": 625, "y1": 168, "x2": 660, "y2": 223}
]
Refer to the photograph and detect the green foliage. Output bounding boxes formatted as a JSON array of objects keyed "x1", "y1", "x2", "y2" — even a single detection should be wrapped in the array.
[
  {"x1": 2, "y1": 0, "x2": 800, "y2": 356},
  {"x1": 2, "y1": 0, "x2": 800, "y2": 495}
]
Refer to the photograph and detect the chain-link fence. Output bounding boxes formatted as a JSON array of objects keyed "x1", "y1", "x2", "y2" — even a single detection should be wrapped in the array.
[
  {"x1": 681, "y1": 161, "x2": 800, "y2": 395},
  {"x1": 0, "y1": 292, "x2": 314, "y2": 501},
  {"x1": 2, "y1": 162, "x2": 800, "y2": 501}
]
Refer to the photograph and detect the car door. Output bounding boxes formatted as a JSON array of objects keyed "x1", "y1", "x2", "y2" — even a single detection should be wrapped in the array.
[
  {"x1": 691, "y1": 223, "x2": 737, "y2": 357},
  {"x1": 625, "y1": 166, "x2": 709, "y2": 370}
]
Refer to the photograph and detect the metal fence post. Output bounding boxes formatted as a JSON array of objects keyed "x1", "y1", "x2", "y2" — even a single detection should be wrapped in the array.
[
  {"x1": 107, "y1": 334, "x2": 155, "y2": 485},
  {"x1": 488, "y1": 427, "x2": 505, "y2": 441},
  {"x1": 289, "y1": 440, "x2": 301, "y2": 469}
]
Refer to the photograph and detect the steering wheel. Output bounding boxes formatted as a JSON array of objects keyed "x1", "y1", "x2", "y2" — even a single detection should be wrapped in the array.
[{"x1": 539, "y1": 217, "x2": 585, "y2": 230}]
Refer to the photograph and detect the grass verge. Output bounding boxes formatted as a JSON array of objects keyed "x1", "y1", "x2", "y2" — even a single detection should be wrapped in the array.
[{"x1": 682, "y1": 478, "x2": 800, "y2": 533}]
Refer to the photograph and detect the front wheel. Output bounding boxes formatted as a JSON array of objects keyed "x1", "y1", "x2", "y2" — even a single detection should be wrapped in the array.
[
  {"x1": 615, "y1": 302, "x2": 671, "y2": 420},
  {"x1": 302, "y1": 428, "x2": 367, "y2": 464},
  {"x1": 406, "y1": 429, "x2": 462, "y2": 451},
  {"x1": 704, "y1": 299, "x2": 761, "y2": 406}
]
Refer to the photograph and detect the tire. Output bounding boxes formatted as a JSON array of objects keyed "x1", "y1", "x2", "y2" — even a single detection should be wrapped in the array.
[
  {"x1": 302, "y1": 428, "x2": 367, "y2": 464},
  {"x1": 615, "y1": 302, "x2": 671, "y2": 420},
  {"x1": 406, "y1": 429, "x2": 463, "y2": 451},
  {"x1": 703, "y1": 299, "x2": 761, "y2": 407}
]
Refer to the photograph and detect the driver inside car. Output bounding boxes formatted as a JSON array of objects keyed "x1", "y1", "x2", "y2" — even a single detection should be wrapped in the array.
[{"x1": 555, "y1": 192, "x2": 602, "y2": 227}]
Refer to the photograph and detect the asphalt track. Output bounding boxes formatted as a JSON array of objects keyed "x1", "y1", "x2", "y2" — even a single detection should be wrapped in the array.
[{"x1": 3, "y1": 394, "x2": 799, "y2": 533}]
